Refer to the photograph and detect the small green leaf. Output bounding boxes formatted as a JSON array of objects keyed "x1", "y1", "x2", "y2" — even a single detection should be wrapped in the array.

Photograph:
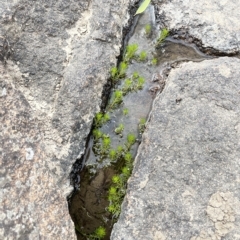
[{"x1": 135, "y1": 0, "x2": 151, "y2": 15}]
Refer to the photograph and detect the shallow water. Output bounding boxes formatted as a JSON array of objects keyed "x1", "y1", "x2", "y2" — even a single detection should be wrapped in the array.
[{"x1": 68, "y1": 5, "x2": 209, "y2": 240}]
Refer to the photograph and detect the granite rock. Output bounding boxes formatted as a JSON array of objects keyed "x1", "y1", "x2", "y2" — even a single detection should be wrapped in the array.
[
  {"x1": 0, "y1": 0, "x2": 134, "y2": 239},
  {"x1": 155, "y1": 0, "x2": 240, "y2": 54},
  {"x1": 111, "y1": 57, "x2": 240, "y2": 239}
]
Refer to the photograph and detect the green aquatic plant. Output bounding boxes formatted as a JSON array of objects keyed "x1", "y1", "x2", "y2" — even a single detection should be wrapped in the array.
[
  {"x1": 151, "y1": 57, "x2": 158, "y2": 65},
  {"x1": 139, "y1": 50, "x2": 147, "y2": 61},
  {"x1": 121, "y1": 166, "x2": 131, "y2": 179},
  {"x1": 107, "y1": 203, "x2": 121, "y2": 217},
  {"x1": 132, "y1": 71, "x2": 139, "y2": 79},
  {"x1": 122, "y1": 74, "x2": 145, "y2": 95},
  {"x1": 112, "y1": 175, "x2": 121, "y2": 184},
  {"x1": 107, "y1": 90, "x2": 123, "y2": 111},
  {"x1": 156, "y1": 28, "x2": 169, "y2": 46},
  {"x1": 126, "y1": 133, "x2": 136, "y2": 149},
  {"x1": 139, "y1": 118, "x2": 146, "y2": 133},
  {"x1": 118, "y1": 61, "x2": 128, "y2": 78},
  {"x1": 94, "y1": 112, "x2": 110, "y2": 128},
  {"x1": 145, "y1": 24, "x2": 151, "y2": 36},
  {"x1": 93, "y1": 128, "x2": 103, "y2": 140},
  {"x1": 122, "y1": 78, "x2": 133, "y2": 95},
  {"x1": 109, "y1": 186, "x2": 117, "y2": 196},
  {"x1": 124, "y1": 43, "x2": 138, "y2": 62},
  {"x1": 115, "y1": 123, "x2": 124, "y2": 135},
  {"x1": 123, "y1": 108, "x2": 129, "y2": 116},
  {"x1": 124, "y1": 152, "x2": 133, "y2": 164},
  {"x1": 110, "y1": 62, "x2": 128, "y2": 83},
  {"x1": 110, "y1": 66, "x2": 118, "y2": 80},
  {"x1": 136, "y1": 76, "x2": 145, "y2": 90},
  {"x1": 99, "y1": 135, "x2": 111, "y2": 156},
  {"x1": 116, "y1": 145, "x2": 124, "y2": 156},
  {"x1": 102, "y1": 135, "x2": 111, "y2": 149},
  {"x1": 109, "y1": 149, "x2": 117, "y2": 161},
  {"x1": 88, "y1": 226, "x2": 106, "y2": 240}
]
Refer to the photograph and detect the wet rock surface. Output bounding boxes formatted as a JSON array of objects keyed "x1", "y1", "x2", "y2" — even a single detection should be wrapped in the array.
[
  {"x1": 0, "y1": 0, "x2": 135, "y2": 239},
  {"x1": 155, "y1": 0, "x2": 240, "y2": 54},
  {"x1": 111, "y1": 57, "x2": 240, "y2": 239}
]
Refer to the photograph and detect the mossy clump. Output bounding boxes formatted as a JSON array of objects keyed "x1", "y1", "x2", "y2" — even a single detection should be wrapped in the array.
[
  {"x1": 124, "y1": 43, "x2": 138, "y2": 62},
  {"x1": 144, "y1": 24, "x2": 151, "y2": 36},
  {"x1": 88, "y1": 226, "x2": 106, "y2": 240},
  {"x1": 93, "y1": 129, "x2": 103, "y2": 140},
  {"x1": 126, "y1": 133, "x2": 136, "y2": 149},
  {"x1": 109, "y1": 149, "x2": 117, "y2": 161},
  {"x1": 139, "y1": 51, "x2": 147, "y2": 61},
  {"x1": 118, "y1": 62, "x2": 128, "y2": 78},
  {"x1": 123, "y1": 108, "x2": 129, "y2": 116},
  {"x1": 110, "y1": 62, "x2": 128, "y2": 83},
  {"x1": 107, "y1": 150, "x2": 134, "y2": 218},
  {"x1": 156, "y1": 28, "x2": 169, "y2": 47},
  {"x1": 110, "y1": 66, "x2": 118, "y2": 80},
  {"x1": 121, "y1": 73, "x2": 145, "y2": 95},
  {"x1": 94, "y1": 112, "x2": 110, "y2": 128},
  {"x1": 139, "y1": 118, "x2": 146, "y2": 133},
  {"x1": 115, "y1": 123, "x2": 124, "y2": 135},
  {"x1": 107, "y1": 90, "x2": 123, "y2": 111},
  {"x1": 151, "y1": 57, "x2": 158, "y2": 66}
]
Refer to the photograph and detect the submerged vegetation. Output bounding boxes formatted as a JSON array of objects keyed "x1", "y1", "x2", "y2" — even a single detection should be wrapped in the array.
[
  {"x1": 89, "y1": 39, "x2": 149, "y2": 231},
  {"x1": 145, "y1": 24, "x2": 152, "y2": 36},
  {"x1": 72, "y1": 7, "x2": 170, "y2": 237},
  {"x1": 156, "y1": 28, "x2": 169, "y2": 47}
]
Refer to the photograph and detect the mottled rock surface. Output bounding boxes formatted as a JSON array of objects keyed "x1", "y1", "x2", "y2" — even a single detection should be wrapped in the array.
[
  {"x1": 156, "y1": 0, "x2": 240, "y2": 54},
  {"x1": 111, "y1": 57, "x2": 240, "y2": 239},
  {"x1": 0, "y1": 0, "x2": 134, "y2": 239}
]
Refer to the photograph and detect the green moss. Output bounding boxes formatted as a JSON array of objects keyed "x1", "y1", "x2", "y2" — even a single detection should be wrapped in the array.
[
  {"x1": 139, "y1": 118, "x2": 146, "y2": 133},
  {"x1": 94, "y1": 112, "x2": 110, "y2": 128},
  {"x1": 124, "y1": 43, "x2": 138, "y2": 62},
  {"x1": 156, "y1": 28, "x2": 169, "y2": 46},
  {"x1": 124, "y1": 152, "x2": 133, "y2": 163},
  {"x1": 110, "y1": 66, "x2": 118, "y2": 80},
  {"x1": 115, "y1": 123, "x2": 124, "y2": 135},
  {"x1": 123, "y1": 108, "x2": 129, "y2": 115},
  {"x1": 109, "y1": 149, "x2": 117, "y2": 161},
  {"x1": 118, "y1": 62, "x2": 128, "y2": 78},
  {"x1": 121, "y1": 166, "x2": 131, "y2": 178},
  {"x1": 102, "y1": 136, "x2": 111, "y2": 148},
  {"x1": 109, "y1": 186, "x2": 117, "y2": 195},
  {"x1": 110, "y1": 62, "x2": 128, "y2": 83},
  {"x1": 132, "y1": 71, "x2": 139, "y2": 79},
  {"x1": 139, "y1": 51, "x2": 147, "y2": 61},
  {"x1": 151, "y1": 57, "x2": 158, "y2": 65},
  {"x1": 93, "y1": 129, "x2": 103, "y2": 140},
  {"x1": 107, "y1": 90, "x2": 123, "y2": 111},
  {"x1": 112, "y1": 175, "x2": 121, "y2": 184},
  {"x1": 126, "y1": 133, "x2": 136, "y2": 149},
  {"x1": 116, "y1": 145, "x2": 124, "y2": 155},
  {"x1": 136, "y1": 76, "x2": 145, "y2": 90},
  {"x1": 88, "y1": 226, "x2": 106, "y2": 240},
  {"x1": 145, "y1": 24, "x2": 151, "y2": 36},
  {"x1": 122, "y1": 78, "x2": 133, "y2": 95}
]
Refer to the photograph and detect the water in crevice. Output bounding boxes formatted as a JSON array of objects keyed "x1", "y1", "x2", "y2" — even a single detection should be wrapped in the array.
[{"x1": 68, "y1": 5, "x2": 210, "y2": 240}]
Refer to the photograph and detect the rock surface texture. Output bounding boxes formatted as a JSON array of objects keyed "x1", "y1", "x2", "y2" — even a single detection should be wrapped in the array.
[
  {"x1": 111, "y1": 57, "x2": 240, "y2": 239},
  {"x1": 156, "y1": 0, "x2": 240, "y2": 54},
  {"x1": 0, "y1": 0, "x2": 134, "y2": 239}
]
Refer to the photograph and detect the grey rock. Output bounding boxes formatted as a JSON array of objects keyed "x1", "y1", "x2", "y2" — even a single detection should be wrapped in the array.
[
  {"x1": 111, "y1": 57, "x2": 240, "y2": 239},
  {"x1": 156, "y1": 0, "x2": 240, "y2": 54},
  {"x1": 0, "y1": 0, "x2": 135, "y2": 239}
]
